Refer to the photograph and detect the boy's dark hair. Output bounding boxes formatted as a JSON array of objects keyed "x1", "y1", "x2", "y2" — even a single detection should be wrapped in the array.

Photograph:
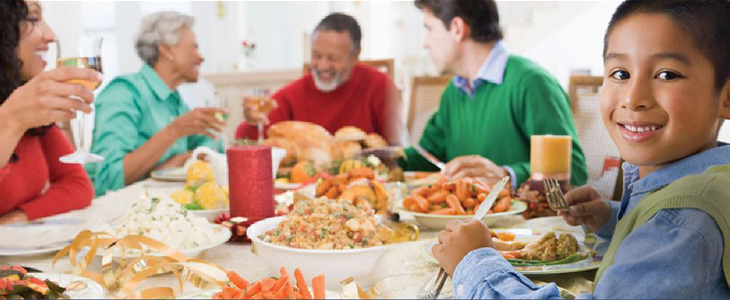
[
  {"x1": 415, "y1": 0, "x2": 502, "y2": 44},
  {"x1": 605, "y1": 0, "x2": 730, "y2": 91},
  {"x1": 313, "y1": 13, "x2": 361, "y2": 52}
]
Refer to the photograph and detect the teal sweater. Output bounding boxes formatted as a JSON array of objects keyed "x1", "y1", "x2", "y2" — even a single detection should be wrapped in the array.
[{"x1": 400, "y1": 56, "x2": 588, "y2": 187}]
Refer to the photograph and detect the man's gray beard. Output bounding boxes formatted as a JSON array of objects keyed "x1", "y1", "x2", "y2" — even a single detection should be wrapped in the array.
[{"x1": 312, "y1": 70, "x2": 341, "y2": 92}]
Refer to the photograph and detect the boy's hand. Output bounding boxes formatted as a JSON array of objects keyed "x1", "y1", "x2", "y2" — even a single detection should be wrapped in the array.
[
  {"x1": 557, "y1": 186, "x2": 612, "y2": 231},
  {"x1": 432, "y1": 219, "x2": 494, "y2": 276}
]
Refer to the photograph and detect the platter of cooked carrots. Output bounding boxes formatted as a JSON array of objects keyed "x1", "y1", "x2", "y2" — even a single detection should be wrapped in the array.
[
  {"x1": 213, "y1": 267, "x2": 325, "y2": 299},
  {"x1": 399, "y1": 177, "x2": 527, "y2": 230},
  {"x1": 402, "y1": 177, "x2": 512, "y2": 215}
]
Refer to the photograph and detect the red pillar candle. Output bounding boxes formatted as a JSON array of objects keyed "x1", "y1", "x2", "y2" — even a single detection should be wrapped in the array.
[{"x1": 227, "y1": 146, "x2": 274, "y2": 222}]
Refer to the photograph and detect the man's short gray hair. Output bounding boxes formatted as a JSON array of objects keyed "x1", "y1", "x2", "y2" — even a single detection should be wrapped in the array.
[{"x1": 135, "y1": 11, "x2": 194, "y2": 66}]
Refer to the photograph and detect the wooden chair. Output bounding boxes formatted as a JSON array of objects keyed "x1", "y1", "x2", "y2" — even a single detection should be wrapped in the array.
[
  {"x1": 406, "y1": 75, "x2": 452, "y2": 146},
  {"x1": 568, "y1": 75, "x2": 623, "y2": 200},
  {"x1": 303, "y1": 59, "x2": 395, "y2": 79}
]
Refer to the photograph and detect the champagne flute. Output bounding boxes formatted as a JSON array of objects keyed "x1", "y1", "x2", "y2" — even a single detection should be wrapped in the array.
[
  {"x1": 57, "y1": 36, "x2": 104, "y2": 164},
  {"x1": 245, "y1": 88, "x2": 274, "y2": 144},
  {"x1": 206, "y1": 92, "x2": 229, "y2": 148}
]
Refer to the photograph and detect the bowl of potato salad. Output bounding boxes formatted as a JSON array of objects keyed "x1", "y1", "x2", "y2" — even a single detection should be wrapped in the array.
[{"x1": 97, "y1": 194, "x2": 230, "y2": 258}]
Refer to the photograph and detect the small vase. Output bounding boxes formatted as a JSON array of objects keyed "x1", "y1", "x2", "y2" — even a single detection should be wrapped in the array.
[{"x1": 235, "y1": 55, "x2": 254, "y2": 71}]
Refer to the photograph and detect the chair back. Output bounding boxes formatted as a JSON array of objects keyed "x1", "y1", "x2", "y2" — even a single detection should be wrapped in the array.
[
  {"x1": 569, "y1": 76, "x2": 623, "y2": 200},
  {"x1": 406, "y1": 75, "x2": 451, "y2": 146}
]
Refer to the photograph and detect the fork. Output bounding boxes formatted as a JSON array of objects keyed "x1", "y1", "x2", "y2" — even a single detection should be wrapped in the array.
[
  {"x1": 543, "y1": 177, "x2": 570, "y2": 211},
  {"x1": 417, "y1": 266, "x2": 448, "y2": 299}
]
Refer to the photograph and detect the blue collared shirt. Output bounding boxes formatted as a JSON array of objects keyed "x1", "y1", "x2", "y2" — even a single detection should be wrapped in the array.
[
  {"x1": 452, "y1": 144, "x2": 730, "y2": 299},
  {"x1": 452, "y1": 40, "x2": 509, "y2": 98}
]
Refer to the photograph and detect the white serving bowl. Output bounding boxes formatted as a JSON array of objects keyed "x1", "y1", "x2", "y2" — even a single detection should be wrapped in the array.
[
  {"x1": 247, "y1": 216, "x2": 394, "y2": 290},
  {"x1": 400, "y1": 200, "x2": 527, "y2": 230}
]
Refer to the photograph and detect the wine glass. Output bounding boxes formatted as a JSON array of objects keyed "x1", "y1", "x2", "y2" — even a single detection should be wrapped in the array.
[
  {"x1": 57, "y1": 36, "x2": 104, "y2": 164},
  {"x1": 206, "y1": 92, "x2": 230, "y2": 148},
  {"x1": 244, "y1": 88, "x2": 274, "y2": 144}
]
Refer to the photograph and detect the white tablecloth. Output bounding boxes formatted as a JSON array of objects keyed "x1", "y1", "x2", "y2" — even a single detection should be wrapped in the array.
[{"x1": 3, "y1": 179, "x2": 595, "y2": 298}]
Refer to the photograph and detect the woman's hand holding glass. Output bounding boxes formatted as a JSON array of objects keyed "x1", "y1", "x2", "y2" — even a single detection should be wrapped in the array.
[
  {"x1": 0, "y1": 67, "x2": 101, "y2": 134},
  {"x1": 168, "y1": 107, "x2": 228, "y2": 139}
]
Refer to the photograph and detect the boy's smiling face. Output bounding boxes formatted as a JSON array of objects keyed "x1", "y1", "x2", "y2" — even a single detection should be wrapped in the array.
[{"x1": 602, "y1": 13, "x2": 730, "y2": 177}]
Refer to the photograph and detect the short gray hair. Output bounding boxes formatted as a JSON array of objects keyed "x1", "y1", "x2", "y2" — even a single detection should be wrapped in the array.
[{"x1": 135, "y1": 11, "x2": 194, "y2": 66}]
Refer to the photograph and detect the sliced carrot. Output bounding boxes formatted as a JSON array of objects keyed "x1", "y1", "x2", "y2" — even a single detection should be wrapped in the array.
[
  {"x1": 501, "y1": 251, "x2": 521, "y2": 259},
  {"x1": 312, "y1": 275, "x2": 325, "y2": 299},
  {"x1": 263, "y1": 291, "x2": 279, "y2": 299},
  {"x1": 227, "y1": 271, "x2": 250, "y2": 290},
  {"x1": 430, "y1": 207, "x2": 456, "y2": 215},
  {"x1": 463, "y1": 197, "x2": 477, "y2": 208},
  {"x1": 408, "y1": 203, "x2": 423, "y2": 213},
  {"x1": 429, "y1": 182, "x2": 443, "y2": 193},
  {"x1": 492, "y1": 197, "x2": 511, "y2": 213},
  {"x1": 234, "y1": 287, "x2": 249, "y2": 299},
  {"x1": 454, "y1": 179, "x2": 467, "y2": 201},
  {"x1": 272, "y1": 275, "x2": 289, "y2": 293},
  {"x1": 442, "y1": 182, "x2": 455, "y2": 191},
  {"x1": 294, "y1": 268, "x2": 312, "y2": 299},
  {"x1": 446, "y1": 194, "x2": 466, "y2": 215},
  {"x1": 498, "y1": 189, "x2": 510, "y2": 198},
  {"x1": 474, "y1": 184, "x2": 491, "y2": 195},
  {"x1": 502, "y1": 254, "x2": 516, "y2": 260},
  {"x1": 426, "y1": 190, "x2": 449, "y2": 203},
  {"x1": 477, "y1": 193, "x2": 487, "y2": 202},
  {"x1": 261, "y1": 278, "x2": 277, "y2": 292},
  {"x1": 497, "y1": 232, "x2": 516, "y2": 242},
  {"x1": 413, "y1": 195, "x2": 430, "y2": 212},
  {"x1": 284, "y1": 281, "x2": 295, "y2": 299},
  {"x1": 412, "y1": 186, "x2": 429, "y2": 197},
  {"x1": 248, "y1": 282, "x2": 262, "y2": 296},
  {"x1": 402, "y1": 196, "x2": 415, "y2": 208},
  {"x1": 251, "y1": 292, "x2": 265, "y2": 299}
]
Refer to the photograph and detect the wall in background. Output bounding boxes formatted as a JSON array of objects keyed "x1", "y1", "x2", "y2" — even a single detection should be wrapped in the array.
[{"x1": 41, "y1": 1, "x2": 730, "y2": 143}]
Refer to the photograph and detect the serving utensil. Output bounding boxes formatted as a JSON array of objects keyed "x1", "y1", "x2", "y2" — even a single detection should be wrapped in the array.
[{"x1": 413, "y1": 144, "x2": 445, "y2": 171}]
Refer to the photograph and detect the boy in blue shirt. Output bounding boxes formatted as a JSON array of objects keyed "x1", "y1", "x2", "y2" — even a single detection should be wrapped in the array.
[{"x1": 432, "y1": 0, "x2": 730, "y2": 298}]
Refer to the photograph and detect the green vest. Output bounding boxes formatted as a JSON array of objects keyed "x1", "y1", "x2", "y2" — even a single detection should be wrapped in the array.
[{"x1": 594, "y1": 165, "x2": 730, "y2": 290}]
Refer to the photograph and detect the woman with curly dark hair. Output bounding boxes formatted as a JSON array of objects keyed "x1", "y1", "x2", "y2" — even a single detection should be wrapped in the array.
[{"x1": 0, "y1": 0, "x2": 102, "y2": 224}]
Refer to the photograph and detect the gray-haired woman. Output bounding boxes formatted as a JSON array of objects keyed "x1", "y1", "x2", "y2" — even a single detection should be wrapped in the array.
[{"x1": 87, "y1": 11, "x2": 226, "y2": 196}]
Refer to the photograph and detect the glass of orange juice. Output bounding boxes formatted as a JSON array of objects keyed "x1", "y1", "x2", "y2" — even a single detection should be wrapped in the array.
[{"x1": 57, "y1": 36, "x2": 104, "y2": 164}]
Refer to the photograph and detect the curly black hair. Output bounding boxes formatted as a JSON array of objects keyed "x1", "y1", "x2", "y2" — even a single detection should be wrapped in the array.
[
  {"x1": 0, "y1": 0, "x2": 27, "y2": 105},
  {"x1": 0, "y1": 0, "x2": 50, "y2": 137}
]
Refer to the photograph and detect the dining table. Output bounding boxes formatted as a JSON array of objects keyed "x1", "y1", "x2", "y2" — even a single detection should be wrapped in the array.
[{"x1": 2, "y1": 178, "x2": 599, "y2": 299}]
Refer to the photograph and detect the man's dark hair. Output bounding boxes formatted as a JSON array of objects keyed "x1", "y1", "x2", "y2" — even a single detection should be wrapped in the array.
[
  {"x1": 605, "y1": 0, "x2": 730, "y2": 91},
  {"x1": 415, "y1": 0, "x2": 502, "y2": 43},
  {"x1": 313, "y1": 13, "x2": 362, "y2": 51}
]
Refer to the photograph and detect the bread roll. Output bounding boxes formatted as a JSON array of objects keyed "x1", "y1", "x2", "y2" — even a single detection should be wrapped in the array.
[
  {"x1": 334, "y1": 126, "x2": 367, "y2": 141},
  {"x1": 363, "y1": 133, "x2": 388, "y2": 148}
]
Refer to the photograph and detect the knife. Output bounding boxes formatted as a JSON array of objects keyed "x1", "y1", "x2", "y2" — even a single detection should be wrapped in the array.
[
  {"x1": 472, "y1": 176, "x2": 510, "y2": 221},
  {"x1": 412, "y1": 144, "x2": 445, "y2": 171}
]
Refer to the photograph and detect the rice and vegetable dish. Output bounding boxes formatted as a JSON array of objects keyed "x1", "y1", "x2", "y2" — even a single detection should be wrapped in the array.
[{"x1": 261, "y1": 197, "x2": 393, "y2": 250}]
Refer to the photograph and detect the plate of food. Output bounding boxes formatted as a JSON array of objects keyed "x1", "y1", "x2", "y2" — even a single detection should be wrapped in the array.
[
  {"x1": 0, "y1": 217, "x2": 91, "y2": 257},
  {"x1": 166, "y1": 160, "x2": 229, "y2": 221},
  {"x1": 96, "y1": 194, "x2": 231, "y2": 258},
  {"x1": 248, "y1": 197, "x2": 418, "y2": 290},
  {"x1": 420, "y1": 231, "x2": 600, "y2": 275},
  {"x1": 397, "y1": 178, "x2": 526, "y2": 230},
  {"x1": 0, "y1": 265, "x2": 104, "y2": 299},
  {"x1": 151, "y1": 167, "x2": 187, "y2": 182}
]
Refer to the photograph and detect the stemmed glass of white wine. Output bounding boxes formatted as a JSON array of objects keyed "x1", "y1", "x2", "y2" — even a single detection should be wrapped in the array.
[{"x1": 57, "y1": 36, "x2": 104, "y2": 164}]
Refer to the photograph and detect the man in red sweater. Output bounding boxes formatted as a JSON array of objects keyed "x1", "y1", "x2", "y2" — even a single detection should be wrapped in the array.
[{"x1": 236, "y1": 13, "x2": 402, "y2": 145}]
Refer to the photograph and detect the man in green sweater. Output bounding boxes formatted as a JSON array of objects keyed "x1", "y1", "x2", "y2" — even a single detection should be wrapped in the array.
[{"x1": 401, "y1": 0, "x2": 588, "y2": 187}]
